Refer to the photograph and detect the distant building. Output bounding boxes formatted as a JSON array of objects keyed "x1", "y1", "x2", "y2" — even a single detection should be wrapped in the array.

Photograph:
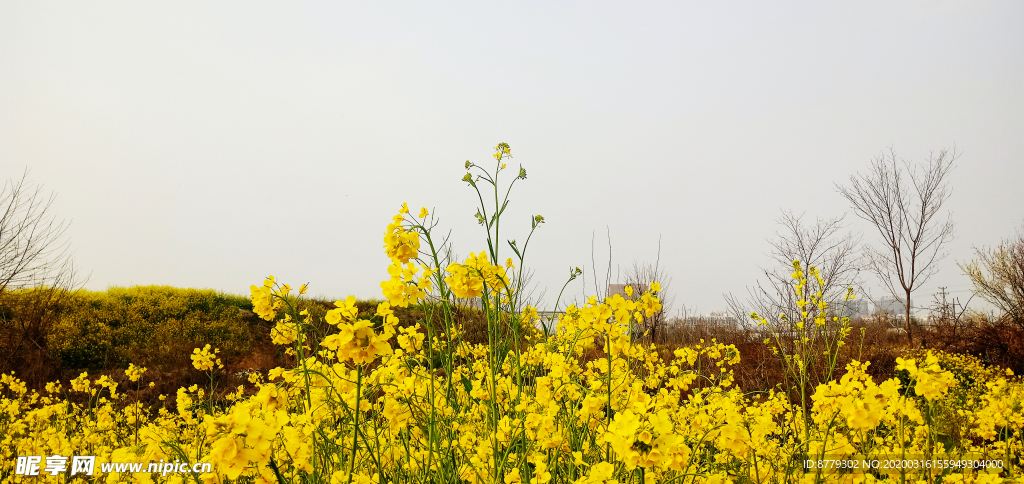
[
  {"x1": 704, "y1": 311, "x2": 739, "y2": 328},
  {"x1": 875, "y1": 297, "x2": 910, "y2": 327},
  {"x1": 876, "y1": 298, "x2": 906, "y2": 315},
  {"x1": 536, "y1": 311, "x2": 563, "y2": 334},
  {"x1": 607, "y1": 283, "x2": 648, "y2": 299},
  {"x1": 835, "y1": 298, "x2": 869, "y2": 320}
]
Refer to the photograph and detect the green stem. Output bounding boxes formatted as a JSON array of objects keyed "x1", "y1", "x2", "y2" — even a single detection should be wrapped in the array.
[{"x1": 347, "y1": 364, "x2": 363, "y2": 484}]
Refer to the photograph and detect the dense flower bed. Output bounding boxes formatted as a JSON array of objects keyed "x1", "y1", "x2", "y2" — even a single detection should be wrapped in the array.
[{"x1": 2, "y1": 145, "x2": 1022, "y2": 483}]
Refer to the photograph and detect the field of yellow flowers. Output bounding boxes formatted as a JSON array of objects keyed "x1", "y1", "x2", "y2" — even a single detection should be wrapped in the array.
[{"x1": 2, "y1": 144, "x2": 1023, "y2": 484}]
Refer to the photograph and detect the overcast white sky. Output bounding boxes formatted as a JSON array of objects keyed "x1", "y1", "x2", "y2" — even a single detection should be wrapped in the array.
[{"x1": 2, "y1": 2, "x2": 1022, "y2": 318}]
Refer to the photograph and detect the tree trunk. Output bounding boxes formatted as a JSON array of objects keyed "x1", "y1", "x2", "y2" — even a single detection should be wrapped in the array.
[{"x1": 906, "y1": 289, "x2": 913, "y2": 345}]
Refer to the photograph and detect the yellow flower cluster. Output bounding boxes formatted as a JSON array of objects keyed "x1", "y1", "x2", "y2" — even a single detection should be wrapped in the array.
[
  {"x1": 445, "y1": 251, "x2": 512, "y2": 299},
  {"x1": 3, "y1": 279, "x2": 1023, "y2": 483},
  {"x1": 383, "y1": 209, "x2": 420, "y2": 264},
  {"x1": 249, "y1": 276, "x2": 283, "y2": 321},
  {"x1": 270, "y1": 315, "x2": 299, "y2": 345},
  {"x1": 190, "y1": 344, "x2": 223, "y2": 372},
  {"x1": 380, "y1": 206, "x2": 434, "y2": 307},
  {"x1": 321, "y1": 301, "x2": 396, "y2": 366},
  {"x1": 203, "y1": 397, "x2": 291, "y2": 480},
  {"x1": 812, "y1": 361, "x2": 899, "y2": 431},
  {"x1": 4, "y1": 172, "x2": 1024, "y2": 483},
  {"x1": 897, "y1": 351, "x2": 957, "y2": 401},
  {"x1": 125, "y1": 363, "x2": 147, "y2": 383}
]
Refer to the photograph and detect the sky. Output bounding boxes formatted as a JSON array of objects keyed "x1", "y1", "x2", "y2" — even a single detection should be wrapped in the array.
[{"x1": 2, "y1": 2, "x2": 1022, "y2": 319}]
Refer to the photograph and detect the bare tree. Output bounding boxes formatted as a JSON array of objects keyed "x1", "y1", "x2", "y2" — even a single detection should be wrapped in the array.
[
  {"x1": 837, "y1": 148, "x2": 957, "y2": 344},
  {"x1": 581, "y1": 230, "x2": 673, "y2": 343},
  {"x1": 621, "y1": 238, "x2": 674, "y2": 343},
  {"x1": 727, "y1": 210, "x2": 863, "y2": 331},
  {"x1": 959, "y1": 223, "x2": 1024, "y2": 328},
  {"x1": 0, "y1": 171, "x2": 83, "y2": 381}
]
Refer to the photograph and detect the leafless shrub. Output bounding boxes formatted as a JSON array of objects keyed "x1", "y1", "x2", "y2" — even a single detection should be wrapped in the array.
[
  {"x1": 727, "y1": 210, "x2": 864, "y2": 332},
  {"x1": 924, "y1": 310, "x2": 1024, "y2": 375},
  {"x1": 959, "y1": 224, "x2": 1024, "y2": 329},
  {"x1": 0, "y1": 170, "x2": 84, "y2": 384},
  {"x1": 622, "y1": 238, "x2": 673, "y2": 344}
]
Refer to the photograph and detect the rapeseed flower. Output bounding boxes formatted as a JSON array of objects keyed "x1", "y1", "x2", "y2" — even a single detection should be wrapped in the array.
[{"x1": 4, "y1": 151, "x2": 1022, "y2": 484}]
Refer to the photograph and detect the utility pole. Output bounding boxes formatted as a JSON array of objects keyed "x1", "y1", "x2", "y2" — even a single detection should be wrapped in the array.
[{"x1": 940, "y1": 286, "x2": 949, "y2": 321}]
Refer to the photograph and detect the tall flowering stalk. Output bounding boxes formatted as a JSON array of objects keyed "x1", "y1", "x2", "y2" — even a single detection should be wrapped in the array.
[{"x1": 752, "y1": 262, "x2": 853, "y2": 430}]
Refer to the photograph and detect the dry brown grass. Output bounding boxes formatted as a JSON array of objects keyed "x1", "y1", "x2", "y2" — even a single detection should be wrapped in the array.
[
  {"x1": 641, "y1": 316, "x2": 921, "y2": 400},
  {"x1": 925, "y1": 312, "x2": 1024, "y2": 375}
]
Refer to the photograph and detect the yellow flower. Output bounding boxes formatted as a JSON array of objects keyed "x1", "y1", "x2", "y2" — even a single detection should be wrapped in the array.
[
  {"x1": 572, "y1": 451, "x2": 586, "y2": 466},
  {"x1": 375, "y1": 300, "x2": 394, "y2": 318},
  {"x1": 419, "y1": 207, "x2": 429, "y2": 217},
  {"x1": 326, "y1": 295, "x2": 359, "y2": 326},
  {"x1": 125, "y1": 363, "x2": 147, "y2": 382},
  {"x1": 271, "y1": 319, "x2": 298, "y2": 345},
  {"x1": 250, "y1": 277, "x2": 282, "y2": 321},
  {"x1": 383, "y1": 213, "x2": 420, "y2": 264},
  {"x1": 444, "y1": 251, "x2": 510, "y2": 299},
  {"x1": 586, "y1": 462, "x2": 616, "y2": 484},
  {"x1": 530, "y1": 461, "x2": 551, "y2": 484},
  {"x1": 209, "y1": 435, "x2": 247, "y2": 479},
  {"x1": 191, "y1": 344, "x2": 223, "y2": 371},
  {"x1": 322, "y1": 318, "x2": 392, "y2": 365}
]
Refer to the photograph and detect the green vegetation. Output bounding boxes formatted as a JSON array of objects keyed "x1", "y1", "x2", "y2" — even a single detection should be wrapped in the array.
[{"x1": 47, "y1": 285, "x2": 257, "y2": 370}]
